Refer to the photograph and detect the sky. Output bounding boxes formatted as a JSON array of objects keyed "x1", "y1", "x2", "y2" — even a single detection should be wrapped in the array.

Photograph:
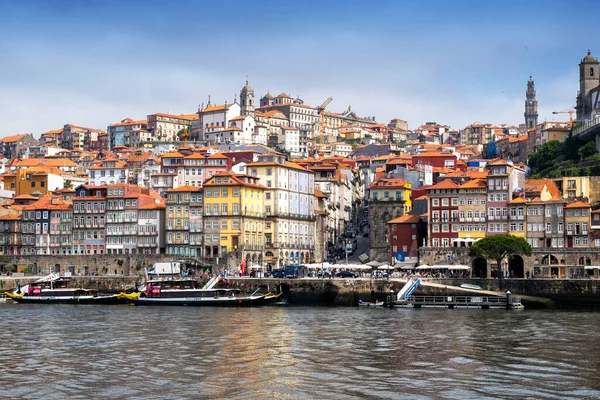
[{"x1": 0, "y1": 0, "x2": 595, "y2": 137}]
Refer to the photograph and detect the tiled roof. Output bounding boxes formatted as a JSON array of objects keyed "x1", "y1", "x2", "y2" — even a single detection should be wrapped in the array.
[
  {"x1": 565, "y1": 201, "x2": 590, "y2": 208},
  {"x1": 427, "y1": 179, "x2": 459, "y2": 190},
  {"x1": 167, "y1": 185, "x2": 202, "y2": 193},
  {"x1": 388, "y1": 215, "x2": 420, "y2": 224}
]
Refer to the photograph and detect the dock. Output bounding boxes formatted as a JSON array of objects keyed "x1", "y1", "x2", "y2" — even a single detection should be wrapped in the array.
[{"x1": 393, "y1": 294, "x2": 521, "y2": 309}]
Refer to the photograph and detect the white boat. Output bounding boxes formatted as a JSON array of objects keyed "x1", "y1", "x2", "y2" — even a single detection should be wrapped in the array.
[
  {"x1": 358, "y1": 300, "x2": 384, "y2": 307},
  {"x1": 460, "y1": 284, "x2": 482, "y2": 290}
]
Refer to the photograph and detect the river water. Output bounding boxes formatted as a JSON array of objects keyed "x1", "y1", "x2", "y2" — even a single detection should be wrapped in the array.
[{"x1": 0, "y1": 305, "x2": 598, "y2": 399}]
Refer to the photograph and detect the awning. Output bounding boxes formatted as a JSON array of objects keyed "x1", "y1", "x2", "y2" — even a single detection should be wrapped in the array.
[
  {"x1": 584, "y1": 266, "x2": 600, "y2": 270},
  {"x1": 367, "y1": 261, "x2": 384, "y2": 267},
  {"x1": 378, "y1": 265, "x2": 394, "y2": 270},
  {"x1": 400, "y1": 265, "x2": 416, "y2": 270},
  {"x1": 415, "y1": 264, "x2": 470, "y2": 270}
]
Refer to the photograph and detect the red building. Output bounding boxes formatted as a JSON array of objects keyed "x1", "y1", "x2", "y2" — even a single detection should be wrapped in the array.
[
  {"x1": 426, "y1": 179, "x2": 460, "y2": 247},
  {"x1": 412, "y1": 152, "x2": 462, "y2": 171},
  {"x1": 388, "y1": 215, "x2": 426, "y2": 259}
]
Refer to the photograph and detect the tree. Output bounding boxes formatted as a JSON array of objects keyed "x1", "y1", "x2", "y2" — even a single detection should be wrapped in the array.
[
  {"x1": 64, "y1": 179, "x2": 73, "y2": 189},
  {"x1": 578, "y1": 141, "x2": 598, "y2": 160},
  {"x1": 469, "y1": 235, "x2": 532, "y2": 273},
  {"x1": 528, "y1": 140, "x2": 561, "y2": 174}
]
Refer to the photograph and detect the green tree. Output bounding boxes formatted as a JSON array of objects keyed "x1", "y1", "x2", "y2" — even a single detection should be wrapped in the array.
[
  {"x1": 578, "y1": 141, "x2": 598, "y2": 160},
  {"x1": 469, "y1": 235, "x2": 532, "y2": 272},
  {"x1": 528, "y1": 140, "x2": 561, "y2": 174},
  {"x1": 64, "y1": 179, "x2": 73, "y2": 189}
]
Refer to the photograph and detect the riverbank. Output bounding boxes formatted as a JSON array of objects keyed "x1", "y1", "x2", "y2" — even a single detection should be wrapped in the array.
[{"x1": 5, "y1": 275, "x2": 600, "y2": 308}]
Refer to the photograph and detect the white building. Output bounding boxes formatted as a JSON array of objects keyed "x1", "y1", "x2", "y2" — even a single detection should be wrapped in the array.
[
  {"x1": 247, "y1": 153, "x2": 316, "y2": 267},
  {"x1": 87, "y1": 158, "x2": 128, "y2": 186}
]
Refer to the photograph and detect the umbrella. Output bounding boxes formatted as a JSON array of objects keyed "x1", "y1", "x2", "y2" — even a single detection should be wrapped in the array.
[
  {"x1": 415, "y1": 264, "x2": 431, "y2": 270},
  {"x1": 367, "y1": 261, "x2": 384, "y2": 267},
  {"x1": 250, "y1": 265, "x2": 264, "y2": 270},
  {"x1": 378, "y1": 265, "x2": 394, "y2": 270}
]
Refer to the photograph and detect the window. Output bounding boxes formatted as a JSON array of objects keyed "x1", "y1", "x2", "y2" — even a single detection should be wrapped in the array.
[
  {"x1": 233, "y1": 188, "x2": 240, "y2": 197},
  {"x1": 221, "y1": 204, "x2": 228, "y2": 214},
  {"x1": 432, "y1": 199, "x2": 439, "y2": 207},
  {"x1": 266, "y1": 193, "x2": 271, "y2": 200},
  {"x1": 451, "y1": 198, "x2": 458, "y2": 206},
  {"x1": 221, "y1": 220, "x2": 227, "y2": 229},
  {"x1": 221, "y1": 189, "x2": 228, "y2": 197},
  {"x1": 441, "y1": 199, "x2": 449, "y2": 207}
]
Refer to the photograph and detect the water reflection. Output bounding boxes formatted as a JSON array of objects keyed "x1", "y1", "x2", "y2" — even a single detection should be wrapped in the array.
[{"x1": 0, "y1": 305, "x2": 599, "y2": 399}]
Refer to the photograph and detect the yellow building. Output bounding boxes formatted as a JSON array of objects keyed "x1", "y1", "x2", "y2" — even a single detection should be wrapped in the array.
[
  {"x1": 457, "y1": 179, "x2": 487, "y2": 239},
  {"x1": 203, "y1": 171, "x2": 266, "y2": 266},
  {"x1": 368, "y1": 177, "x2": 412, "y2": 214},
  {"x1": 508, "y1": 197, "x2": 527, "y2": 238},
  {"x1": 565, "y1": 201, "x2": 591, "y2": 248},
  {"x1": 165, "y1": 185, "x2": 202, "y2": 257},
  {"x1": 2, "y1": 167, "x2": 76, "y2": 197}
]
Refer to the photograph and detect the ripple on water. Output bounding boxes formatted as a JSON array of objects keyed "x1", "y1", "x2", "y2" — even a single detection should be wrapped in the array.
[{"x1": 0, "y1": 305, "x2": 599, "y2": 399}]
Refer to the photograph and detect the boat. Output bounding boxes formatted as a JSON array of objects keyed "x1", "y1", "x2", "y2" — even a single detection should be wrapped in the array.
[
  {"x1": 358, "y1": 300, "x2": 384, "y2": 307},
  {"x1": 117, "y1": 275, "x2": 281, "y2": 307},
  {"x1": 4, "y1": 273, "x2": 123, "y2": 305},
  {"x1": 460, "y1": 283, "x2": 482, "y2": 290}
]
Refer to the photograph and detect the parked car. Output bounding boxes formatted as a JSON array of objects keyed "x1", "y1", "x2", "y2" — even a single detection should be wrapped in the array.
[
  {"x1": 335, "y1": 271, "x2": 357, "y2": 278},
  {"x1": 271, "y1": 269, "x2": 286, "y2": 278}
]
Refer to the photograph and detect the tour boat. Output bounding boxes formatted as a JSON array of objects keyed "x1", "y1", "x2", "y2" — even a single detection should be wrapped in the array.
[
  {"x1": 358, "y1": 300, "x2": 385, "y2": 307},
  {"x1": 4, "y1": 273, "x2": 122, "y2": 305},
  {"x1": 117, "y1": 275, "x2": 281, "y2": 307}
]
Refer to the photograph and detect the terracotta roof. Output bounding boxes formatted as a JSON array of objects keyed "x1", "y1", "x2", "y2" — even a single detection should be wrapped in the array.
[
  {"x1": 167, "y1": 185, "x2": 202, "y2": 193},
  {"x1": 138, "y1": 202, "x2": 166, "y2": 210},
  {"x1": 388, "y1": 215, "x2": 420, "y2": 224},
  {"x1": 459, "y1": 179, "x2": 487, "y2": 189},
  {"x1": 565, "y1": 201, "x2": 590, "y2": 208},
  {"x1": 151, "y1": 112, "x2": 198, "y2": 120},
  {"x1": 204, "y1": 171, "x2": 266, "y2": 189},
  {"x1": 14, "y1": 194, "x2": 38, "y2": 200},
  {"x1": 427, "y1": 179, "x2": 459, "y2": 190},
  {"x1": 314, "y1": 188, "x2": 327, "y2": 198},
  {"x1": 109, "y1": 118, "x2": 146, "y2": 127},
  {"x1": 202, "y1": 104, "x2": 232, "y2": 113},
  {"x1": 0, "y1": 214, "x2": 22, "y2": 220},
  {"x1": 369, "y1": 177, "x2": 410, "y2": 189},
  {"x1": 509, "y1": 197, "x2": 528, "y2": 204},
  {"x1": 1, "y1": 133, "x2": 30, "y2": 143},
  {"x1": 10, "y1": 158, "x2": 78, "y2": 168}
]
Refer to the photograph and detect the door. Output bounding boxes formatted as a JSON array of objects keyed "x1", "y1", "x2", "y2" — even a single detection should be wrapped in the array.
[{"x1": 232, "y1": 236, "x2": 239, "y2": 249}]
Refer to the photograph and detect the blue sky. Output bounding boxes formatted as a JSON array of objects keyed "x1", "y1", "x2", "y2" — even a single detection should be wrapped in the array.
[{"x1": 0, "y1": 0, "x2": 595, "y2": 137}]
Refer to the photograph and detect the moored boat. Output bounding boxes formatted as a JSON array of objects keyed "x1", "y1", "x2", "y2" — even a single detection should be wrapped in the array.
[
  {"x1": 4, "y1": 273, "x2": 123, "y2": 305},
  {"x1": 358, "y1": 300, "x2": 384, "y2": 307},
  {"x1": 117, "y1": 275, "x2": 281, "y2": 307}
]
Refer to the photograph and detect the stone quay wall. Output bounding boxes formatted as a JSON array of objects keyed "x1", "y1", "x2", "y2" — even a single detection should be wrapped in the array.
[{"x1": 2, "y1": 254, "x2": 188, "y2": 277}]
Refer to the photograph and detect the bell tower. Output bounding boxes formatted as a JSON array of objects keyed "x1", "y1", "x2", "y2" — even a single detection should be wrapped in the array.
[
  {"x1": 576, "y1": 50, "x2": 600, "y2": 121},
  {"x1": 240, "y1": 80, "x2": 255, "y2": 117},
  {"x1": 524, "y1": 76, "x2": 538, "y2": 129}
]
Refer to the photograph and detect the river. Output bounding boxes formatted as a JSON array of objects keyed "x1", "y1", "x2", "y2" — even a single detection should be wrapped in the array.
[{"x1": 0, "y1": 305, "x2": 598, "y2": 399}]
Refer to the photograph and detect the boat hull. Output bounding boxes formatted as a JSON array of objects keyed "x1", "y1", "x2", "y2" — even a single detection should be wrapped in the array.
[
  {"x1": 358, "y1": 301, "x2": 384, "y2": 307},
  {"x1": 130, "y1": 294, "x2": 279, "y2": 307},
  {"x1": 5, "y1": 293, "x2": 125, "y2": 305}
]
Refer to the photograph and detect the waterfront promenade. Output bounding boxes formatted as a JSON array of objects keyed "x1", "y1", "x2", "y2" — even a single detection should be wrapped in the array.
[{"x1": 2, "y1": 274, "x2": 599, "y2": 308}]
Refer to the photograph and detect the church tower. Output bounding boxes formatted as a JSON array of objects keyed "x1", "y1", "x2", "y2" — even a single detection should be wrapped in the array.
[
  {"x1": 524, "y1": 76, "x2": 538, "y2": 129},
  {"x1": 576, "y1": 50, "x2": 600, "y2": 121},
  {"x1": 240, "y1": 80, "x2": 255, "y2": 117}
]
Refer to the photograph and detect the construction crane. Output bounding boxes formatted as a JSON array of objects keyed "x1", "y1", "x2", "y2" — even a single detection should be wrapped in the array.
[
  {"x1": 552, "y1": 109, "x2": 576, "y2": 128},
  {"x1": 313, "y1": 96, "x2": 333, "y2": 156}
]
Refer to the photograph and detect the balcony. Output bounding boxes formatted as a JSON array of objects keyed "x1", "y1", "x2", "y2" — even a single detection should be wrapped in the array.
[{"x1": 242, "y1": 245, "x2": 264, "y2": 251}]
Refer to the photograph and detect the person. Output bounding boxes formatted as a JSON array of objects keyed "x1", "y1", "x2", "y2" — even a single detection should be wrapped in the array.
[{"x1": 526, "y1": 271, "x2": 530, "y2": 279}]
